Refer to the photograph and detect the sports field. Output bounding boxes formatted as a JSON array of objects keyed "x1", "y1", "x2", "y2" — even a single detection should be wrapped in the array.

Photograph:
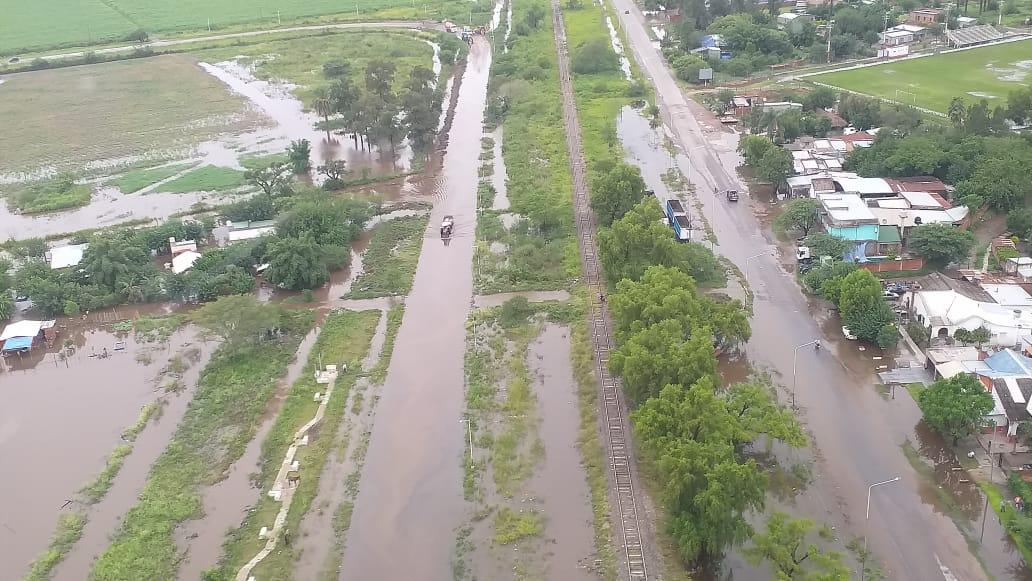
[
  {"x1": 0, "y1": 0, "x2": 465, "y2": 54},
  {"x1": 810, "y1": 39, "x2": 1032, "y2": 114}
]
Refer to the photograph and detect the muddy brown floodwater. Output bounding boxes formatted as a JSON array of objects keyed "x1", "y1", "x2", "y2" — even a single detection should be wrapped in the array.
[
  {"x1": 526, "y1": 324, "x2": 599, "y2": 580},
  {"x1": 53, "y1": 327, "x2": 215, "y2": 580},
  {"x1": 338, "y1": 36, "x2": 491, "y2": 581},
  {"x1": 0, "y1": 309, "x2": 205, "y2": 577}
]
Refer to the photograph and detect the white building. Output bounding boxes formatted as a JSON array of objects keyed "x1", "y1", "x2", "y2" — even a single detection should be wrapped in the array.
[
  {"x1": 911, "y1": 290, "x2": 1032, "y2": 347},
  {"x1": 46, "y1": 243, "x2": 88, "y2": 270}
]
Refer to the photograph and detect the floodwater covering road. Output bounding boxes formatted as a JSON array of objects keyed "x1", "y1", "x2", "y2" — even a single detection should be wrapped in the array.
[
  {"x1": 606, "y1": 1, "x2": 1028, "y2": 579},
  {"x1": 337, "y1": 35, "x2": 491, "y2": 580}
]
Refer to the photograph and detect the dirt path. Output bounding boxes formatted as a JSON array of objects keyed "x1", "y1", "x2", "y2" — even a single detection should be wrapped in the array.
[
  {"x1": 550, "y1": 2, "x2": 658, "y2": 579},
  {"x1": 336, "y1": 35, "x2": 492, "y2": 580}
]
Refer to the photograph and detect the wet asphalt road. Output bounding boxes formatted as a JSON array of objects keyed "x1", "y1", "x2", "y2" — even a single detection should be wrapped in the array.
[
  {"x1": 337, "y1": 37, "x2": 491, "y2": 580},
  {"x1": 607, "y1": 2, "x2": 993, "y2": 579}
]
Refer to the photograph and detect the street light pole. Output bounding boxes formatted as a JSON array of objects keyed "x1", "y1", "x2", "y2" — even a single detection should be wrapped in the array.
[
  {"x1": 792, "y1": 339, "x2": 821, "y2": 408},
  {"x1": 862, "y1": 476, "x2": 901, "y2": 581},
  {"x1": 744, "y1": 251, "x2": 769, "y2": 286}
]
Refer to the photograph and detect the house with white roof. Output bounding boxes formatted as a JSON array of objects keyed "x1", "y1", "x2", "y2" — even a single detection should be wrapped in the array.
[
  {"x1": 46, "y1": 243, "x2": 88, "y2": 270},
  {"x1": 1003, "y1": 257, "x2": 1032, "y2": 282},
  {"x1": 911, "y1": 290, "x2": 1032, "y2": 348}
]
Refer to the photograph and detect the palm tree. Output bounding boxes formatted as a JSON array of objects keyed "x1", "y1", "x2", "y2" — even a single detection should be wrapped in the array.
[
  {"x1": 82, "y1": 237, "x2": 131, "y2": 291},
  {"x1": 947, "y1": 97, "x2": 966, "y2": 128}
]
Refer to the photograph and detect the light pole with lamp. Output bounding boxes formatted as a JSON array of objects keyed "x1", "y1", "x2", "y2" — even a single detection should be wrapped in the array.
[
  {"x1": 862, "y1": 476, "x2": 901, "y2": 581},
  {"x1": 744, "y1": 251, "x2": 771, "y2": 287},
  {"x1": 792, "y1": 339, "x2": 821, "y2": 408}
]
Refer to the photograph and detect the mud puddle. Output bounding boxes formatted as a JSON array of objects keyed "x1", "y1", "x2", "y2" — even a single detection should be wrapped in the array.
[
  {"x1": 473, "y1": 290, "x2": 571, "y2": 308},
  {"x1": 338, "y1": 36, "x2": 492, "y2": 580},
  {"x1": 0, "y1": 311, "x2": 199, "y2": 576},
  {"x1": 173, "y1": 323, "x2": 322, "y2": 579},
  {"x1": 525, "y1": 324, "x2": 599, "y2": 580},
  {"x1": 53, "y1": 328, "x2": 215, "y2": 580}
]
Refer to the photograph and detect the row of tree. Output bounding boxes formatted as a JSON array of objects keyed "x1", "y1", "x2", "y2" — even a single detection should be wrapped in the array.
[{"x1": 586, "y1": 156, "x2": 849, "y2": 576}]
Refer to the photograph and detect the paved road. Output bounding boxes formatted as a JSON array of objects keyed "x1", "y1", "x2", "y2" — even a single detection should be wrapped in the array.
[
  {"x1": 607, "y1": 2, "x2": 992, "y2": 579},
  {"x1": 20, "y1": 21, "x2": 441, "y2": 64}
]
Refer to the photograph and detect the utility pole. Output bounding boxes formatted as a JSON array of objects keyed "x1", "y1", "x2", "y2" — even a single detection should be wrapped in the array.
[{"x1": 826, "y1": 19, "x2": 835, "y2": 64}]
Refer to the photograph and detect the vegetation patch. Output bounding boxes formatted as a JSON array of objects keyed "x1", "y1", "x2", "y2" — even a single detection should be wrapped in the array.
[
  {"x1": 89, "y1": 301, "x2": 313, "y2": 580},
  {"x1": 346, "y1": 216, "x2": 428, "y2": 299},
  {"x1": 493, "y1": 507, "x2": 544, "y2": 544},
  {"x1": 210, "y1": 308, "x2": 380, "y2": 580},
  {"x1": 109, "y1": 164, "x2": 194, "y2": 194},
  {"x1": 154, "y1": 165, "x2": 247, "y2": 193},
  {"x1": 8, "y1": 174, "x2": 91, "y2": 214},
  {"x1": 132, "y1": 314, "x2": 186, "y2": 342},
  {"x1": 79, "y1": 444, "x2": 134, "y2": 505},
  {"x1": 24, "y1": 512, "x2": 87, "y2": 581},
  {"x1": 369, "y1": 304, "x2": 404, "y2": 385}
]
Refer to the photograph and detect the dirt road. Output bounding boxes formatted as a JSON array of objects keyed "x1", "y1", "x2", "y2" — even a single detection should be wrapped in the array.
[
  {"x1": 336, "y1": 36, "x2": 491, "y2": 580},
  {"x1": 606, "y1": 1, "x2": 1005, "y2": 579}
]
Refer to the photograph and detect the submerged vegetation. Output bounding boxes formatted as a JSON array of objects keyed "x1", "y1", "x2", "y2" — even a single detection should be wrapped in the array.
[{"x1": 346, "y1": 215, "x2": 429, "y2": 299}]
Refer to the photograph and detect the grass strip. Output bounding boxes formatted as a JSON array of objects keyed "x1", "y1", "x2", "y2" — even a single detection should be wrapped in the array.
[
  {"x1": 79, "y1": 445, "x2": 134, "y2": 505},
  {"x1": 210, "y1": 309, "x2": 380, "y2": 579},
  {"x1": 369, "y1": 305, "x2": 404, "y2": 385},
  {"x1": 109, "y1": 164, "x2": 194, "y2": 194},
  {"x1": 154, "y1": 166, "x2": 247, "y2": 194},
  {"x1": 89, "y1": 309, "x2": 314, "y2": 580},
  {"x1": 345, "y1": 216, "x2": 428, "y2": 299},
  {"x1": 24, "y1": 512, "x2": 87, "y2": 581}
]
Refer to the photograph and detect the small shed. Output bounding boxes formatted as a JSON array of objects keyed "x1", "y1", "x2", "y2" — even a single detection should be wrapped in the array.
[{"x1": 46, "y1": 243, "x2": 88, "y2": 270}]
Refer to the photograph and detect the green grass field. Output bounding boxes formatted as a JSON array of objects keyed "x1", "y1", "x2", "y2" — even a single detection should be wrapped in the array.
[
  {"x1": 0, "y1": 54, "x2": 263, "y2": 178},
  {"x1": 109, "y1": 164, "x2": 195, "y2": 194},
  {"x1": 154, "y1": 166, "x2": 247, "y2": 193},
  {"x1": 0, "y1": 0, "x2": 486, "y2": 54},
  {"x1": 811, "y1": 39, "x2": 1032, "y2": 114}
]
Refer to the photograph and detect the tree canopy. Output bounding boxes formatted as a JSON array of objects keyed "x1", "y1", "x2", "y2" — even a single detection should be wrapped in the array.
[
  {"x1": 838, "y1": 269, "x2": 894, "y2": 344},
  {"x1": 917, "y1": 374, "x2": 994, "y2": 445},
  {"x1": 590, "y1": 162, "x2": 648, "y2": 226},
  {"x1": 745, "y1": 512, "x2": 850, "y2": 580},
  {"x1": 906, "y1": 224, "x2": 974, "y2": 266},
  {"x1": 191, "y1": 295, "x2": 283, "y2": 346},
  {"x1": 775, "y1": 198, "x2": 821, "y2": 237}
]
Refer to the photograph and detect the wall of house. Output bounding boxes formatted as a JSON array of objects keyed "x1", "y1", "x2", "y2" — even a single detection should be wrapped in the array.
[
  {"x1": 826, "y1": 224, "x2": 879, "y2": 241},
  {"x1": 859, "y1": 257, "x2": 924, "y2": 273}
]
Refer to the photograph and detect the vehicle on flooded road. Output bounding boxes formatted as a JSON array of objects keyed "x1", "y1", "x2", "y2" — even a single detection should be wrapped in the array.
[
  {"x1": 440, "y1": 215, "x2": 454, "y2": 239},
  {"x1": 665, "y1": 199, "x2": 690, "y2": 241},
  {"x1": 725, "y1": 189, "x2": 739, "y2": 202}
]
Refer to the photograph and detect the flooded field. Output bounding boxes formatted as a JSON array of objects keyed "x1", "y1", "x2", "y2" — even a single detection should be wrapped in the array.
[{"x1": 0, "y1": 310, "x2": 211, "y2": 577}]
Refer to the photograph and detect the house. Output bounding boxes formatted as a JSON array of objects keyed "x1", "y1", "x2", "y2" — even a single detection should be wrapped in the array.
[
  {"x1": 756, "y1": 101, "x2": 803, "y2": 114},
  {"x1": 956, "y1": 16, "x2": 978, "y2": 28},
  {"x1": 0, "y1": 319, "x2": 57, "y2": 355},
  {"x1": 777, "y1": 12, "x2": 815, "y2": 34},
  {"x1": 975, "y1": 350, "x2": 1032, "y2": 439},
  {"x1": 1003, "y1": 257, "x2": 1032, "y2": 282},
  {"x1": 908, "y1": 7, "x2": 943, "y2": 25},
  {"x1": 910, "y1": 290, "x2": 1032, "y2": 347},
  {"x1": 46, "y1": 243, "x2": 88, "y2": 270},
  {"x1": 169, "y1": 237, "x2": 197, "y2": 256},
  {"x1": 170, "y1": 250, "x2": 202, "y2": 275},
  {"x1": 230, "y1": 221, "x2": 276, "y2": 241},
  {"x1": 817, "y1": 193, "x2": 887, "y2": 259},
  {"x1": 880, "y1": 29, "x2": 915, "y2": 46}
]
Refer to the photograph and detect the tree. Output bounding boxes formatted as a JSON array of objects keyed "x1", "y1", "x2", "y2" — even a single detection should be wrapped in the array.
[
  {"x1": 1007, "y1": 209, "x2": 1032, "y2": 240},
  {"x1": 590, "y1": 162, "x2": 647, "y2": 226},
  {"x1": 611, "y1": 265, "x2": 750, "y2": 348},
  {"x1": 322, "y1": 60, "x2": 350, "y2": 79},
  {"x1": 276, "y1": 195, "x2": 374, "y2": 247},
  {"x1": 756, "y1": 147, "x2": 793, "y2": 188},
  {"x1": 264, "y1": 235, "x2": 330, "y2": 290},
  {"x1": 598, "y1": 199, "x2": 721, "y2": 285},
  {"x1": 838, "y1": 269, "x2": 894, "y2": 343},
  {"x1": 0, "y1": 293, "x2": 13, "y2": 321},
  {"x1": 802, "y1": 87, "x2": 837, "y2": 112},
  {"x1": 525, "y1": 3, "x2": 546, "y2": 28},
  {"x1": 948, "y1": 97, "x2": 966, "y2": 128},
  {"x1": 81, "y1": 236, "x2": 145, "y2": 291},
  {"x1": 245, "y1": 163, "x2": 292, "y2": 196},
  {"x1": 955, "y1": 157, "x2": 1029, "y2": 211},
  {"x1": 918, "y1": 374, "x2": 994, "y2": 445},
  {"x1": 191, "y1": 295, "x2": 282, "y2": 346},
  {"x1": 964, "y1": 99, "x2": 993, "y2": 135},
  {"x1": 318, "y1": 160, "x2": 350, "y2": 190},
  {"x1": 876, "y1": 323, "x2": 899, "y2": 349},
  {"x1": 725, "y1": 379, "x2": 806, "y2": 447},
  {"x1": 572, "y1": 38, "x2": 620, "y2": 74},
  {"x1": 745, "y1": 512, "x2": 851, "y2": 580},
  {"x1": 286, "y1": 139, "x2": 311, "y2": 173},
  {"x1": 776, "y1": 198, "x2": 820, "y2": 237},
  {"x1": 1007, "y1": 86, "x2": 1032, "y2": 125},
  {"x1": 907, "y1": 224, "x2": 974, "y2": 266},
  {"x1": 739, "y1": 134, "x2": 775, "y2": 166},
  {"x1": 364, "y1": 59, "x2": 397, "y2": 101},
  {"x1": 803, "y1": 233, "x2": 851, "y2": 260},
  {"x1": 609, "y1": 319, "x2": 717, "y2": 404}
]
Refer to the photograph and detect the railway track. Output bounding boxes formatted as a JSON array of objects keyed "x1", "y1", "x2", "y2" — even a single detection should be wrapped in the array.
[{"x1": 547, "y1": 2, "x2": 656, "y2": 579}]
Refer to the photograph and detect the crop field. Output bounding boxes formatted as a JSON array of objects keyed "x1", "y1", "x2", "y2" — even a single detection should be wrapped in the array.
[
  {"x1": 810, "y1": 39, "x2": 1032, "y2": 114},
  {"x1": 0, "y1": 54, "x2": 264, "y2": 180},
  {"x1": 0, "y1": 0, "x2": 479, "y2": 54}
]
